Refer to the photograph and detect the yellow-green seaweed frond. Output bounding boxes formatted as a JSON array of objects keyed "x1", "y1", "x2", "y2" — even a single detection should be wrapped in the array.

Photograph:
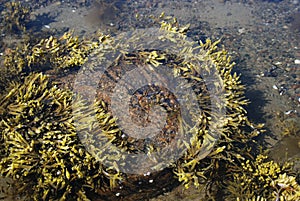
[
  {"x1": 225, "y1": 154, "x2": 297, "y2": 200},
  {"x1": 0, "y1": 73, "x2": 106, "y2": 200},
  {"x1": 1, "y1": 1, "x2": 31, "y2": 33}
]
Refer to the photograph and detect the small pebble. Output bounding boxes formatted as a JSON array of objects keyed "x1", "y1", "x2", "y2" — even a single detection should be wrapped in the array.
[
  {"x1": 44, "y1": 25, "x2": 50, "y2": 29},
  {"x1": 149, "y1": 179, "x2": 154, "y2": 183},
  {"x1": 282, "y1": 25, "x2": 288, "y2": 29},
  {"x1": 238, "y1": 28, "x2": 246, "y2": 34},
  {"x1": 274, "y1": 61, "x2": 282, "y2": 65},
  {"x1": 143, "y1": 172, "x2": 151, "y2": 176},
  {"x1": 272, "y1": 85, "x2": 278, "y2": 90},
  {"x1": 295, "y1": 59, "x2": 300, "y2": 64},
  {"x1": 284, "y1": 110, "x2": 296, "y2": 115}
]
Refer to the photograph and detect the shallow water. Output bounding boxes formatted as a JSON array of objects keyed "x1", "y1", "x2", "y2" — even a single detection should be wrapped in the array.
[{"x1": 0, "y1": 0, "x2": 299, "y2": 200}]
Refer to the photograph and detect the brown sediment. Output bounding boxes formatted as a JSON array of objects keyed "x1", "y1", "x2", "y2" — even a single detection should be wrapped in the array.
[
  {"x1": 83, "y1": 0, "x2": 120, "y2": 28},
  {"x1": 290, "y1": 12, "x2": 300, "y2": 33}
]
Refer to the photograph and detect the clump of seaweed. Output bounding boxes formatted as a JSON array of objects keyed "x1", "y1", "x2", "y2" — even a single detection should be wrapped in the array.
[
  {"x1": 73, "y1": 13, "x2": 266, "y2": 200},
  {"x1": 3, "y1": 31, "x2": 109, "y2": 73},
  {"x1": 0, "y1": 1, "x2": 31, "y2": 34},
  {"x1": 226, "y1": 154, "x2": 300, "y2": 201},
  {"x1": 0, "y1": 73, "x2": 107, "y2": 200},
  {"x1": 275, "y1": 111, "x2": 300, "y2": 137},
  {"x1": 281, "y1": 118, "x2": 300, "y2": 136},
  {"x1": 0, "y1": 31, "x2": 111, "y2": 94},
  {"x1": 271, "y1": 172, "x2": 300, "y2": 201}
]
